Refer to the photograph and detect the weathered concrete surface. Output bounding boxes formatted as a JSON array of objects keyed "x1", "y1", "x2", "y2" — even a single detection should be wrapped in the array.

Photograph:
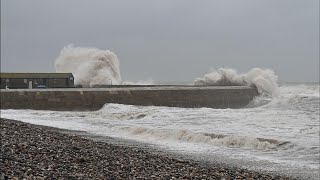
[{"x1": 0, "y1": 86, "x2": 259, "y2": 110}]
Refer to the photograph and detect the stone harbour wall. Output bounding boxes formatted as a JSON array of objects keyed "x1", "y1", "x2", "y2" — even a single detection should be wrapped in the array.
[{"x1": 0, "y1": 86, "x2": 259, "y2": 110}]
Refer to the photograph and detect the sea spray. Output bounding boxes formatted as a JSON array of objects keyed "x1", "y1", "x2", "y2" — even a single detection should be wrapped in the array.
[
  {"x1": 55, "y1": 45, "x2": 121, "y2": 87},
  {"x1": 194, "y1": 68, "x2": 279, "y2": 97}
]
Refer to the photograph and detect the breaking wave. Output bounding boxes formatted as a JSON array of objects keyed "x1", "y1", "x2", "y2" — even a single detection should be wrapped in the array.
[
  {"x1": 55, "y1": 44, "x2": 121, "y2": 87},
  {"x1": 117, "y1": 127, "x2": 289, "y2": 150},
  {"x1": 194, "y1": 68, "x2": 279, "y2": 97}
]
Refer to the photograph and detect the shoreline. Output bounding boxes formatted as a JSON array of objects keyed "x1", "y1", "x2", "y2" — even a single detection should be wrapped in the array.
[{"x1": 1, "y1": 118, "x2": 295, "y2": 179}]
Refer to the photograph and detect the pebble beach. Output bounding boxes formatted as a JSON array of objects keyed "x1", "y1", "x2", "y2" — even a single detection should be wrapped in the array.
[{"x1": 1, "y1": 118, "x2": 295, "y2": 179}]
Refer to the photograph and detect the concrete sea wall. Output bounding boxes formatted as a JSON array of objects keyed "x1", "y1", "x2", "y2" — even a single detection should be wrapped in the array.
[{"x1": 0, "y1": 86, "x2": 259, "y2": 110}]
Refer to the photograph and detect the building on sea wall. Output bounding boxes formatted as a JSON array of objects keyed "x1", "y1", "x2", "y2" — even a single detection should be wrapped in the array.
[{"x1": 0, "y1": 73, "x2": 74, "y2": 89}]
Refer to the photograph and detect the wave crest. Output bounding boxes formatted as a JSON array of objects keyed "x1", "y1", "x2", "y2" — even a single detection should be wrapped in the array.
[
  {"x1": 194, "y1": 68, "x2": 279, "y2": 97},
  {"x1": 119, "y1": 127, "x2": 289, "y2": 150}
]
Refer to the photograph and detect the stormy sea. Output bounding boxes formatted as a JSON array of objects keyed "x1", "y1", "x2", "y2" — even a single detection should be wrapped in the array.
[{"x1": 1, "y1": 83, "x2": 319, "y2": 179}]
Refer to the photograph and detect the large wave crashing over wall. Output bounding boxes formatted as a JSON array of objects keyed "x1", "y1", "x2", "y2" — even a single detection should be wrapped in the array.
[
  {"x1": 55, "y1": 45, "x2": 121, "y2": 87},
  {"x1": 194, "y1": 68, "x2": 279, "y2": 97}
]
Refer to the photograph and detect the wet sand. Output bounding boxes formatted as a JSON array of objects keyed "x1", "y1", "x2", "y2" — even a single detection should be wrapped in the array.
[{"x1": 1, "y1": 118, "x2": 295, "y2": 179}]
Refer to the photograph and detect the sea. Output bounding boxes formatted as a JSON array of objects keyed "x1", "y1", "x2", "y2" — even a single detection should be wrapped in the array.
[{"x1": 1, "y1": 83, "x2": 319, "y2": 179}]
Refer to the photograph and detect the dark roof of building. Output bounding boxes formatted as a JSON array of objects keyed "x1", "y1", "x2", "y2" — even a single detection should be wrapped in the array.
[{"x1": 0, "y1": 73, "x2": 74, "y2": 79}]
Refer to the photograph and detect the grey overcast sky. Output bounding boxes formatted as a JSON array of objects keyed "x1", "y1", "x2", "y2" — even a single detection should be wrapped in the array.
[{"x1": 1, "y1": 0, "x2": 319, "y2": 83}]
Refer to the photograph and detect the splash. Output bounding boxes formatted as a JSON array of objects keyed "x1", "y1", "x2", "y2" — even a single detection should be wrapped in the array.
[
  {"x1": 55, "y1": 45, "x2": 121, "y2": 87},
  {"x1": 194, "y1": 68, "x2": 279, "y2": 97}
]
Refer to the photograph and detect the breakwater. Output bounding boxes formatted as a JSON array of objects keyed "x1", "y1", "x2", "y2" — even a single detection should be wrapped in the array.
[{"x1": 0, "y1": 86, "x2": 258, "y2": 110}]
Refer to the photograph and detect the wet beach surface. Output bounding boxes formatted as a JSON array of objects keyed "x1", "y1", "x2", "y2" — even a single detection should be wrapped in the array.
[{"x1": 1, "y1": 118, "x2": 295, "y2": 179}]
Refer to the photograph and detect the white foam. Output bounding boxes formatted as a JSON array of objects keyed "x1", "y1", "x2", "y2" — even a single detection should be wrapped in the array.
[
  {"x1": 194, "y1": 68, "x2": 279, "y2": 97},
  {"x1": 55, "y1": 44, "x2": 121, "y2": 87},
  {"x1": 117, "y1": 127, "x2": 279, "y2": 150}
]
